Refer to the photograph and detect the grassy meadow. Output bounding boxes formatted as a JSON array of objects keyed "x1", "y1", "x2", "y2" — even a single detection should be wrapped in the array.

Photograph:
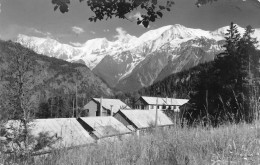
[{"x1": 7, "y1": 122, "x2": 256, "y2": 165}]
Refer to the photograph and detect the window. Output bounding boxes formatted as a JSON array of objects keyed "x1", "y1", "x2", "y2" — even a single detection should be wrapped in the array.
[
  {"x1": 150, "y1": 105, "x2": 154, "y2": 109},
  {"x1": 141, "y1": 105, "x2": 144, "y2": 109},
  {"x1": 162, "y1": 105, "x2": 166, "y2": 109},
  {"x1": 104, "y1": 109, "x2": 110, "y2": 116},
  {"x1": 157, "y1": 105, "x2": 160, "y2": 109}
]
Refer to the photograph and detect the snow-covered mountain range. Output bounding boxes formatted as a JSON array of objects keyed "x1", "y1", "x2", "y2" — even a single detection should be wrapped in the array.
[{"x1": 16, "y1": 24, "x2": 260, "y2": 92}]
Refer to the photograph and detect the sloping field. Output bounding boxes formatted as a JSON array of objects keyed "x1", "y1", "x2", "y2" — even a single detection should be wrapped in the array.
[{"x1": 28, "y1": 122, "x2": 260, "y2": 165}]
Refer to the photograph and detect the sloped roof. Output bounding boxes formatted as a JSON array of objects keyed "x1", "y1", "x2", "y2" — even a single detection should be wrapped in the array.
[
  {"x1": 32, "y1": 118, "x2": 94, "y2": 148},
  {"x1": 93, "y1": 98, "x2": 130, "y2": 113},
  {"x1": 79, "y1": 116, "x2": 132, "y2": 139},
  {"x1": 6, "y1": 118, "x2": 94, "y2": 149},
  {"x1": 141, "y1": 96, "x2": 189, "y2": 106},
  {"x1": 118, "y1": 110, "x2": 174, "y2": 129}
]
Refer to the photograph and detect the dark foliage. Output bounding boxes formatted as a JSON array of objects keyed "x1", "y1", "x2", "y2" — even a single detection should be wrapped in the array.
[
  {"x1": 36, "y1": 94, "x2": 90, "y2": 118},
  {"x1": 139, "y1": 62, "x2": 214, "y2": 99},
  {"x1": 53, "y1": 0, "x2": 176, "y2": 28},
  {"x1": 0, "y1": 40, "x2": 113, "y2": 119},
  {"x1": 139, "y1": 23, "x2": 260, "y2": 126},
  {"x1": 183, "y1": 23, "x2": 260, "y2": 126},
  {"x1": 52, "y1": 0, "x2": 218, "y2": 27}
]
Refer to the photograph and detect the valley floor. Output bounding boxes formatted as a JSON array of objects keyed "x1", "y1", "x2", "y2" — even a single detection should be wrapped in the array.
[{"x1": 11, "y1": 122, "x2": 259, "y2": 165}]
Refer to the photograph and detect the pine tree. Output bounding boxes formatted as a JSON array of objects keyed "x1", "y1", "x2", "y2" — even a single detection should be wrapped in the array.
[
  {"x1": 240, "y1": 25, "x2": 259, "y2": 79},
  {"x1": 184, "y1": 23, "x2": 259, "y2": 125},
  {"x1": 216, "y1": 22, "x2": 241, "y2": 88},
  {"x1": 223, "y1": 22, "x2": 241, "y2": 55},
  {"x1": 214, "y1": 24, "x2": 259, "y2": 123},
  {"x1": 237, "y1": 25, "x2": 260, "y2": 121}
]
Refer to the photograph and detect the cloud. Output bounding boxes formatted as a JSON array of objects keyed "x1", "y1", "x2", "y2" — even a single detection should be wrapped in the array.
[
  {"x1": 128, "y1": 12, "x2": 142, "y2": 20},
  {"x1": 128, "y1": 12, "x2": 151, "y2": 28},
  {"x1": 0, "y1": 24, "x2": 55, "y2": 41},
  {"x1": 243, "y1": 0, "x2": 260, "y2": 2},
  {"x1": 103, "y1": 29, "x2": 110, "y2": 32},
  {"x1": 242, "y1": 0, "x2": 260, "y2": 2},
  {"x1": 90, "y1": 31, "x2": 96, "y2": 34},
  {"x1": 70, "y1": 42, "x2": 83, "y2": 47},
  {"x1": 113, "y1": 27, "x2": 128, "y2": 41},
  {"x1": 29, "y1": 28, "x2": 52, "y2": 37},
  {"x1": 72, "y1": 26, "x2": 85, "y2": 34}
]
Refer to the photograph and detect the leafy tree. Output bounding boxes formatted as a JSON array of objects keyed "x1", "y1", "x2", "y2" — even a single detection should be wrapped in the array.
[
  {"x1": 36, "y1": 95, "x2": 84, "y2": 118},
  {"x1": 52, "y1": 0, "x2": 225, "y2": 28},
  {"x1": 36, "y1": 102, "x2": 51, "y2": 118},
  {"x1": 0, "y1": 42, "x2": 57, "y2": 162},
  {"x1": 52, "y1": 0, "x2": 178, "y2": 28},
  {"x1": 3, "y1": 43, "x2": 39, "y2": 157}
]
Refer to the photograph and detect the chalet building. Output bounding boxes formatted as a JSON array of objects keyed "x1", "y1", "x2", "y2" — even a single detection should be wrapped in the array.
[
  {"x1": 134, "y1": 96, "x2": 189, "y2": 112},
  {"x1": 77, "y1": 116, "x2": 132, "y2": 141},
  {"x1": 114, "y1": 109, "x2": 174, "y2": 131},
  {"x1": 83, "y1": 98, "x2": 130, "y2": 117}
]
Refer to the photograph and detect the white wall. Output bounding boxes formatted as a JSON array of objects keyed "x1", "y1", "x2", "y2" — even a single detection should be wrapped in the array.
[{"x1": 84, "y1": 100, "x2": 98, "y2": 116}]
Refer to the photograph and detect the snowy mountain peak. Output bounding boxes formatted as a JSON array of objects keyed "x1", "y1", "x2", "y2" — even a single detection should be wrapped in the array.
[
  {"x1": 81, "y1": 38, "x2": 110, "y2": 51},
  {"x1": 17, "y1": 34, "x2": 81, "y2": 60},
  {"x1": 164, "y1": 24, "x2": 195, "y2": 39},
  {"x1": 138, "y1": 25, "x2": 173, "y2": 42},
  {"x1": 17, "y1": 34, "x2": 47, "y2": 45},
  {"x1": 211, "y1": 24, "x2": 245, "y2": 37},
  {"x1": 15, "y1": 24, "x2": 260, "y2": 91},
  {"x1": 83, "y1": 38, "x2": 108, "y2": 45},
  {"x1": 16, "y1": 24, "x2": 260, "y2": 73},
  {"x1": 169, "y1": 24, "x2": 189, "y2": 32}
]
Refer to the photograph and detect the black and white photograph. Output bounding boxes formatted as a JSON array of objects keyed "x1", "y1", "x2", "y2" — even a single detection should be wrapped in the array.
[{"x1": 1, "y1": 0, "x2": 260, "y2": 164}]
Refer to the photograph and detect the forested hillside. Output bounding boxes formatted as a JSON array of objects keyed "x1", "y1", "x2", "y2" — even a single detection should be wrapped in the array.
[
  {"x1": 0, "y1": 40, "x2": 114, "y2": 119},
  {"x1": 139, "y1": 61, "x2": 213, "y2": 99}
]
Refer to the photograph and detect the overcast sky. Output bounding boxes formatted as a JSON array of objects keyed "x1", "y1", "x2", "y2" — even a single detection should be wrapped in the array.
[{"x1": 0, "y1": 0, "x2": 260, "y2": 45}]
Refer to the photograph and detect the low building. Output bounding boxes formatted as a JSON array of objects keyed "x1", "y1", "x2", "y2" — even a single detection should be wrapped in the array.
[
  {"x1": 134, "y1": 96, "x2": 189, "y2": 112},
  {"x1": 32, "y1": 118, "x2": 95, "y2": 148},
  {"x1": 77, "y1": 116, "x2": 133, "y2": 140},
  {"x1": 114, "y1": 110, "x2": 174, "y2": 131},
  {"x1": 5, "y1": 118, "x2": 95, "y2": 152},
  {"x1": 83, "y1": 98, "x2": 130, "y2": 117}
]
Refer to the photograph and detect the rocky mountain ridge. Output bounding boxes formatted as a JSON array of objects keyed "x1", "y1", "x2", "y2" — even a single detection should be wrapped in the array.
[{"x1": 16, "y1": 24, "x2": 260, "y2": 92}]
